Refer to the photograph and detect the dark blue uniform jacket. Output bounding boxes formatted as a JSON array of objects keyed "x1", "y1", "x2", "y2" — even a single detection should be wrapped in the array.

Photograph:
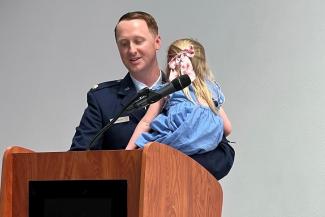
[{"x1": 71, "y1": 73, "x2": 235, "y2": 180}]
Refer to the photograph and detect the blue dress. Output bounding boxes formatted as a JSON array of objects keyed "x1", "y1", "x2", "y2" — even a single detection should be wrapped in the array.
[{"x1": 136, "y1": 80, "x2": 225, "y2": 155}]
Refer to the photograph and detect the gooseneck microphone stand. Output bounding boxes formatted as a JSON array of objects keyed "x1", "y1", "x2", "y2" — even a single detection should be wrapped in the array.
[{"x1": 88, "y1": 87, "x2": 150, "y2": 150}]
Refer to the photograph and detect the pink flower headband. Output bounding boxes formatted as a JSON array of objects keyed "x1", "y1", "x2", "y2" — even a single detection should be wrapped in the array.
[{"x1": 168, "y1": 45, "x2": 196, "y2": 82}]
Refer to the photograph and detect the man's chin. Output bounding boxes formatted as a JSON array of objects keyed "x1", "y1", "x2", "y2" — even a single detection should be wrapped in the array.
[{"x1": 128, "y1": 66, "x2": 144, "y2": 74}]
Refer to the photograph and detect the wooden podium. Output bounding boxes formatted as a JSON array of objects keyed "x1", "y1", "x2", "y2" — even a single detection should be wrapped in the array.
[{"x1": 0, "y1": 142, "x2": 222, "y2": 217}]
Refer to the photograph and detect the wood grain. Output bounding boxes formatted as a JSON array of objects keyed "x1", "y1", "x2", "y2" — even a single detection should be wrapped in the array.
[
  {"x1": 139, "y1": 142, "x2": 223, "y2": 217},
  {"x1": 1, "y1": 148, "x2": 142, "y2": 217},
  {"x1": 0, "y1": 143, "x2": 223, "y2": 217},
  {"x1": 0, "y1": 146, "x2": 34, "y2": 217}
]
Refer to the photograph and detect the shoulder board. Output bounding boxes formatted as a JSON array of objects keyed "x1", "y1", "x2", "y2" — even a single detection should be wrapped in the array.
[{"x1": 90, "y1": 79, "x2": 122, "y2": 91}]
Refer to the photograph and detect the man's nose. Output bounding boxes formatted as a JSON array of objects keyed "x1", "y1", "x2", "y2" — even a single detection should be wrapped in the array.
[{"x1": 129, "y1": 43, "x2": 137, "y2": 54}]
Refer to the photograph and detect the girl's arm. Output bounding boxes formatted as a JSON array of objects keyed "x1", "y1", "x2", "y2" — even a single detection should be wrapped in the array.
[
  {"x1": 218, "y1": 107, "x2": 232, "y2": 136},
  {"x1": 125, "y1": 99, "x2": 165, "y2": 150}
]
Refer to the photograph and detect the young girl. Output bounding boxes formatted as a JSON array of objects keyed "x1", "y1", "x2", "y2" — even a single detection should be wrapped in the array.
[{"x1": 126, "y1": 38, "x2": 232, "y2": 155}]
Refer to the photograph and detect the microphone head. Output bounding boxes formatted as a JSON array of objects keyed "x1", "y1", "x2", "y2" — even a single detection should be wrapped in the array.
[{"x1": 171, "y1": 74, "x2": 192, "y2": 91}]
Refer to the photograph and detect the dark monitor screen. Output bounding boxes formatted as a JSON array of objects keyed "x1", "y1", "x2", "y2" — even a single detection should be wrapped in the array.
[{"x1": 29, "y1": 180, "x2": 127, "y2": 217}]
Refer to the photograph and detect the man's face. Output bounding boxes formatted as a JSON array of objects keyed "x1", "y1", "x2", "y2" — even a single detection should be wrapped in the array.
[{"x1": 115, "y1": 19, "x2": 161, "y2": 76}]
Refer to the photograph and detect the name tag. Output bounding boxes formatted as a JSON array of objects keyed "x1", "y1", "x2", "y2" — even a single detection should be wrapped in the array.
[{"x1": 110, "y1": 116, "x2": 130, "y2": 124}]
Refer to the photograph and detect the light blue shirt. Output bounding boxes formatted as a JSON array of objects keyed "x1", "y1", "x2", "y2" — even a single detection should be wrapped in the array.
[{"x1": 130, "y1": 71, "x2": 163, "y2": 92}]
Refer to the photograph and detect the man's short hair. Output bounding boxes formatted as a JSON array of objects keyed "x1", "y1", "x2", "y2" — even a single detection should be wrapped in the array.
[{"x1": 114, "y1": 11, "x2": 159, "y2": 39}]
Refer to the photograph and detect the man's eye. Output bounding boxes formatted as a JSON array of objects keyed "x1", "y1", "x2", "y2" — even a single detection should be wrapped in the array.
[
  {"x1": 119, "y1": 41, "x2": 129, "y2": 47},
  {"x1": 134, "y1": 39, "x2": 144, "y2": 45}
]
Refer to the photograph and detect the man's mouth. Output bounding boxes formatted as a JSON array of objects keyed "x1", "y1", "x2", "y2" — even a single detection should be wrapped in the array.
[{"x1": 130, "y1": 57, "x2": 141, "y2": 63}]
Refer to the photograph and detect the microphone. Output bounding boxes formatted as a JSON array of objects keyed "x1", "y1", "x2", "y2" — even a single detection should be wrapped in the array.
[
  {"x1": 88, "y1": 74, "x2": 191, "y2": 149},
  {"x1": 126, "y1": 74, "x2": 191, "y2": 112}
]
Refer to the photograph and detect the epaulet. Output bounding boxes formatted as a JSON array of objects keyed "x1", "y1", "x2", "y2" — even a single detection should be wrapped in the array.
[{"x1": 90, "y1": 79, "x2": 122, "y2": 91}]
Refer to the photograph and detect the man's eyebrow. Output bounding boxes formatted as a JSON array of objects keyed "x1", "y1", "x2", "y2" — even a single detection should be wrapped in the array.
[
  {"x1": 134, "y1": 36, "x2": 145, "y2": 41},
  {"x1": 117, "y1": 38, "x2": 128, "y2": 43}
]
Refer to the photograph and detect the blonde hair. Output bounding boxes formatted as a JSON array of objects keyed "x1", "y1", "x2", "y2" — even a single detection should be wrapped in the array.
[{"x1": 166, "y1": 38, "x2": 218, "y2": 113}]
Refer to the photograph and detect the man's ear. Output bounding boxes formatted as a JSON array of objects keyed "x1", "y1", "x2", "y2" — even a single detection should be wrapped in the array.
[{"x1": 155, "y1": 35, "x2": 161, "y2": 50}]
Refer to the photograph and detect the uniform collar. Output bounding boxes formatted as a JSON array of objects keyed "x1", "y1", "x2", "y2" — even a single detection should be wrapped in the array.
[
  {"x1": 117, "y1": 71, "x2": 166, "y2": 122},
  {"x1": 117, "y1": 74, "x2": 135, "y2": 96},
  {"x1": 117, "y1": 71, "x2": 167, "y2": 96},
  {"x1": 129, "y1": 70, "x2": 163, "y2": 92}
]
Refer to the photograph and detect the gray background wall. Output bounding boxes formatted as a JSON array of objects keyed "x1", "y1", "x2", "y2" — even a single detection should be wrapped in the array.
[{"x1": 1, "y1": 0, "x2": 324, "y2": 216}]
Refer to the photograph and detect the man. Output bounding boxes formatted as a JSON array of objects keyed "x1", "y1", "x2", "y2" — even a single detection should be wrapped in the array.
[{"x1": 70, "y1": 11, "x2": 235, "y2": 180}]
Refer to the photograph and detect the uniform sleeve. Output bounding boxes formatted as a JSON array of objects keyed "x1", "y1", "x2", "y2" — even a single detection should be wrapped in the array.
[
  {"x1": 70, "y1": 90, "x2": 103, "y2": 150},
  {"x1": 190, "y1": 136, "x2": 235, "y2": 180}
]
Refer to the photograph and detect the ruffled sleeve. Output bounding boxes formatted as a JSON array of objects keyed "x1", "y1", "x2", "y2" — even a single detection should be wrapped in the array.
[{"x1": 207, "y1": 80, "x2": 225, "y2": 108}]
